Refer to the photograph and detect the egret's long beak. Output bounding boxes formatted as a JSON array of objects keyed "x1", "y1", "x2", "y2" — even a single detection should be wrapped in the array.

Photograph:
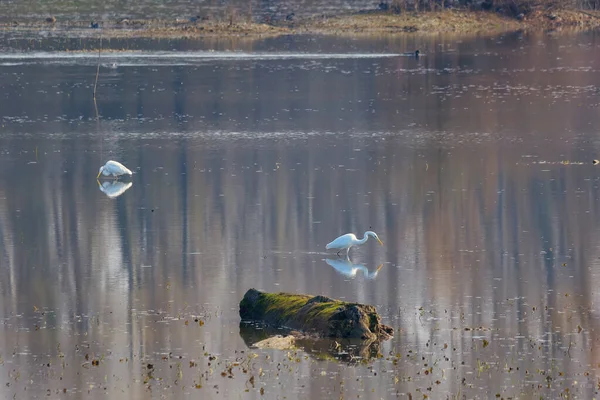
[
  {"x1": 377, "y1": 238, "x2": 384, "y2": 246},
  {"x1": 376, "y1": 264, "x2": 383, "y2": 272},
  {"x1": 97, "y1": 171, "x2": 101, "y2": 179}
]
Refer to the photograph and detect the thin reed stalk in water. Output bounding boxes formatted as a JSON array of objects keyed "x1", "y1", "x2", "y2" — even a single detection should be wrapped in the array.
[
  {"x1": 93, "y1": 36, "x2": 102, "y2": 99},
  {"x1": 93, "y1": 35, "x2": 102, "y2": 158}
]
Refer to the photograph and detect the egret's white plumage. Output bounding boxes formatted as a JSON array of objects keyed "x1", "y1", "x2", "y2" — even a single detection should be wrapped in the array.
[
  {"x1": 326, "y1": 231, "x2": 383, "y2": 256},
  {"x1": 97, "y1": 160, "x2": 133, "y2": 179},
  {"x1": 326, "y1": 258, "x2": 383, "y2": 280}
]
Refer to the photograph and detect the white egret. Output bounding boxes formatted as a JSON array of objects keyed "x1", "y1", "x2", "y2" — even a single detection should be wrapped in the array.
[
  {"x1": 325, "y1": 258, "x2": 383, "y2": 280},
  {"x1": 326, "y1": 231, "x2": 383, "y2": 257},
  {"x1": 97, "y1": 160, "x2": 132, "y2": 179}
]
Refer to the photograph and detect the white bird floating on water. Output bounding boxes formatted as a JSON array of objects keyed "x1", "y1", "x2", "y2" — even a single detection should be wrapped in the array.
[
  {"x1": 97, "y1": 160, "x2": 133, "y2": 179},
  {"x1": 326, "y1": 231, "x2": 384, "y2": 257},
  {"x1": 325, "y1": 258, "x2": 383, "y2": 280}
]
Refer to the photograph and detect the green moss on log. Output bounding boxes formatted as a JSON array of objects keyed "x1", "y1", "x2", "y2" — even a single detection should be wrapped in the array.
[{"x1": 239, "y1": 288, "x2": 393, "y2": 340}]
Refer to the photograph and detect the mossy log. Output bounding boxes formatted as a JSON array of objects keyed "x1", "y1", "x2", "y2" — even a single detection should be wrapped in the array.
[{"x1": 239, "y1": 288, "x2": 393, "y2": 340}]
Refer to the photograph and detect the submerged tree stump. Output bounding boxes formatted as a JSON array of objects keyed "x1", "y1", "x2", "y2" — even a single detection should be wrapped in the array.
[{"x1": 239, "y1": 288, "x2": 393, "y2": 340}]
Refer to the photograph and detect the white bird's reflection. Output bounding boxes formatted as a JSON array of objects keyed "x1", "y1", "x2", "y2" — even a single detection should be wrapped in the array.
[
  {"x1": 325, "y1": 258, "x2": 383, "y2": 280},
  {"x1": 97, "y1": 180, "x2": 133, "y2": 199}
]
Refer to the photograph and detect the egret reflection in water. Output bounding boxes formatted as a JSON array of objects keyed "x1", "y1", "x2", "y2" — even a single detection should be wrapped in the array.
[
  {"x1": 97, "y1": 180, "x2": 133, "y2": 199},
  {"x1": 325, "y1": 258, "x2": 383, "y2": 280}
]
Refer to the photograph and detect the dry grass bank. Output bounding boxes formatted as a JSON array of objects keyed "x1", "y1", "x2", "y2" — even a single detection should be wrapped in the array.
[
  {"x1": 296, "y1": 10, "x2": 521, "y2": 35},
  {"x1": 1, "y1": 8, "x2": 599, "y2": 39}
]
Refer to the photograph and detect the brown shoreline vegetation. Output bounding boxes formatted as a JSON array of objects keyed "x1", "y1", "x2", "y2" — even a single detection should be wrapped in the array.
[{"x1": 1, "y1": 7, "x2": 600, "y2": 39}]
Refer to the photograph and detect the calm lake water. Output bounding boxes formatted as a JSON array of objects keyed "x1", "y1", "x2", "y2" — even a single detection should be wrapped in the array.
[{"x1": 2, "y1": 30, "x2": 600, "y2": 399}]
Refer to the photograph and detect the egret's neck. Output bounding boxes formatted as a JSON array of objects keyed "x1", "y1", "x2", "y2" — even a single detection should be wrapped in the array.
[
  {"x1": 358, "y1": 233, "x2": 370, "y2": 245},
  {"x1": 357, "y1": 265, "x2": 369, "y2": 274}
]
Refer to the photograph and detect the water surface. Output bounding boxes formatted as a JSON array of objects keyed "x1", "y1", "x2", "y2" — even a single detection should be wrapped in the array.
[{"x1": 2, "y1": 31, "x2": 600, "y2": 399}]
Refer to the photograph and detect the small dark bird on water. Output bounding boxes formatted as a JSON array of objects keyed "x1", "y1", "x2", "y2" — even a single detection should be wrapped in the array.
[
  {"x1": 403, "y1": 50, "x2": 420, "y2": 57},
  {"x1": 90, "y1": 21, "x2": 99, "y2": 28},
  {"x1": 46, "y1": 16, "x2": 56, "y2": 24},
  {"x1": 286, "y1": 12, "x2": 295, "y2": 21}
]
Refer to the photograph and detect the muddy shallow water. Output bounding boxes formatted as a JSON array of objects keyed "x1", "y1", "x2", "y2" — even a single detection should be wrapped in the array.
[{"x1": 1, "y1": 31, "x2": 600, "y2": 399}]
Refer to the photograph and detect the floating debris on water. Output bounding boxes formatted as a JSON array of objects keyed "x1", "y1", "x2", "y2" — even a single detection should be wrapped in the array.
[{"x1": 530, "y1": 160, "x2": 588, "y2": 165}]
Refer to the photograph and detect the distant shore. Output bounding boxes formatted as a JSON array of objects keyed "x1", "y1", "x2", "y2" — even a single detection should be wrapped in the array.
[{"x1": 2, "y1": 8, "x2": 600, "y2": 39}]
